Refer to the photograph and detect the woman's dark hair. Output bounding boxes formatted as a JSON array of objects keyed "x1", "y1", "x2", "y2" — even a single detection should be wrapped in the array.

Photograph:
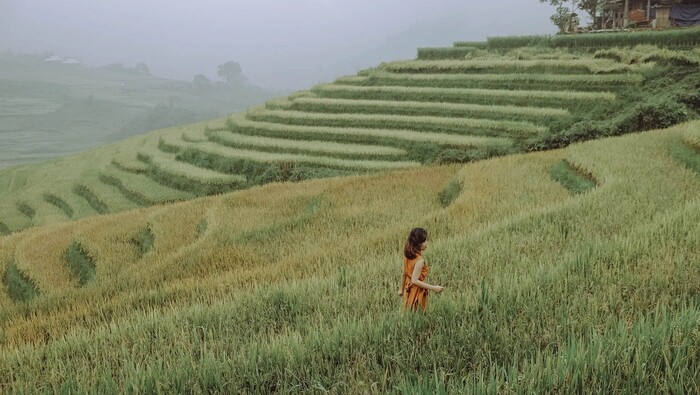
[{"x1": 404, "y1": 227, "x2": 428, "y2": 259}]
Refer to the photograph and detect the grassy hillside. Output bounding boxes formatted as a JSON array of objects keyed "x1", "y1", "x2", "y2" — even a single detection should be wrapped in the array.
[
  {"x1": 1, "y1": 29, "x2": 700, "y2": 391},
  {"x1": 1, "y1": 42, "x2": 698, "y2": 237},
  {"x1": 0, "y1": 52, "x2": 274, "y2": 168},
  {"x1": 0, "y1": 120, "x2": 699, "y2": 392}
]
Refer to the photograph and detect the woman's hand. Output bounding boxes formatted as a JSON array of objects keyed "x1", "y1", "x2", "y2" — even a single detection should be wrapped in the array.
[
  {"x1": 432, "y1": 285, "x2": 445, "y2": 293},
  {"x1": 397, "y1": 290, "x2": 403, "y2": 296}
]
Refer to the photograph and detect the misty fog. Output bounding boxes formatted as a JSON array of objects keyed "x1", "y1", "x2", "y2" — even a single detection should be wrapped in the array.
[{"x1": 1, "y1": 0, "x2": 556, "y2": 90}]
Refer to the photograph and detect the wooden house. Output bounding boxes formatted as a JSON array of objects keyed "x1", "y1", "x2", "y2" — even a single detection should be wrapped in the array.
[{"x1": 599, "y1": 0, "x2": 700, "y2": 29}]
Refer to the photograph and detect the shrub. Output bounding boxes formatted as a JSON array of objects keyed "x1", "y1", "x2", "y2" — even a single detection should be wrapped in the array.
[{"x1": 623, "y1": 98, "x2": 690, "y2": 132}]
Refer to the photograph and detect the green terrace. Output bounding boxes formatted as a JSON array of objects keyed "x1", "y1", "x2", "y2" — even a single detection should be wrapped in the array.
[{"x1": 0, "y1": 40, "x2": 698, "y2": 236}]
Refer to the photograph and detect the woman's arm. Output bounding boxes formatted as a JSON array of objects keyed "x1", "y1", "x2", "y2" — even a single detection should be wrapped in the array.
[
  {"x1": 411, "y1": 259, "x2": 443, "y2": 292},
  {"x1": 398, "y1": 274, "x2": 404, "y2": 296}
]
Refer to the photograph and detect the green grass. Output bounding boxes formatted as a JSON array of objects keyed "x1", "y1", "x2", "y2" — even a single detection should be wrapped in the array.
[
  {"x1": 111, "y1": 152, "x2": 149, "y2": 174},
  {"x1": 417, "y1": 47, "x2": 477, "y2": 60},
  {"x1": 227, "y1": 116, "x2": 514, "y2": 150},
  {"x1": 65, "y1": 242, "x2": 96, "y2": 286},
  {"x1": 72, "y1": 184, "x2": 109, "y2": 214},
  {"x1": 684, "y1": 126, "x2": 700, "y2": 151},
  {"x1": 438, "y1": 180, "x2": 462, "y2": 207},
  {"x1": 208, "y1": 130, "x2": 407, "y2": 160},
  {"x1": 485, "y1": 28, "x2": 700, "y2": 49},
  {"x1": 343, "y1": 71, "x2": 644, "y2": 91},
  {"x1": 2, "y1": 262, "x2": 39, "y2": 302},
  {"x1": 1, "y1": 42, "x2": 696, "y2": 240},
  {"x1": 99, "y1": 166, "x2": 194, "y2": 205},
  {"x1": 133, "y1": 227, "x2": 155, "y2": 257},
  {"x1": 43, "y1": 193, "x2": 74, "y2": 218},
  {"x1": 1, "y1": 124, "x2": 700, "y2": 392},
  {"x1": 550, "y1": 159, "x2": 597, "y2": 194},
  {"x1": 15, "y1": 202, "x2": 35, "y2": 219},
  {"x1": 671, "y1": 136, "x2": 700, "y2": 176},
  {"x1": 278, "y1": 97, "x2": 570, "y2": 123},
  {"x1": 312, "y1": 84, "x2": 616, "y2": 108},
  {"x1": 379, "y1": 58, "x2": 638, "y2": 74},
  {"x1": 138, "y1": 146, "x2": 247, "y2": 195},
  {"x1": 247, "y1": 108, "x2": 548, "y2": 138},
  {"x1": 174, "y1": 140, "x2": 421, "y2": 172}
]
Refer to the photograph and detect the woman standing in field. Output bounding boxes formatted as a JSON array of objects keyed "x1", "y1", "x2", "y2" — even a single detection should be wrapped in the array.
[{"x1": 399, "y1": 227, "x2": 444, "y2": 312}]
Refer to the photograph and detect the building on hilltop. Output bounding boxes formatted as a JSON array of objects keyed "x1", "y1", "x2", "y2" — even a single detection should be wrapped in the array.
[
  {"x1": 599, "y1": 0, "x2": 700, "y2": 29},
  {"x1": 62, "y1": 58, "x2": 81, "y2": 65},
  {"x1": 44, "y1": 55, "x2": 63, "y2": 63}
]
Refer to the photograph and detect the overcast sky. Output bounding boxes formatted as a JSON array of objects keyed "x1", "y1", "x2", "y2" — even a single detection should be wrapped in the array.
[{"x1": 0, "y1": 0, "x2": 556, "y2": 90}]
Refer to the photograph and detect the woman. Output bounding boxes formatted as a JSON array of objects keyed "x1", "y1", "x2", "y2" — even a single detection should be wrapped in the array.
[{"x1": 399, "y1": 227, "x2": 444, "y2": 312}]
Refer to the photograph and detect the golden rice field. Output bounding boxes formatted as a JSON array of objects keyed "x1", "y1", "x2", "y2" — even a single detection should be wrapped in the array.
[{"x1": 0, "y1": 120, "x2": 699, "y2": 392}]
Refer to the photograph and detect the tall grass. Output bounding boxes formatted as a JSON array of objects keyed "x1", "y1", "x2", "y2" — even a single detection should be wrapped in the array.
[
  {"x1": 111, "y1": 153, "x2": 148, "y2": 174},
  {"x1": 671, "y1": 135, "x2": 700, "y2": 176},
  {"x1": 417, "y1": 47, "x2": 477, "y2": 60},
  {"x1": 283, "y1": 97, "x2": 570, "y2": 123},
  {"x1": 174, "y1": 140, "x2": 421, "y2": 171},
  {"x1": 684, "y1": 127, "x2": 700, "y2": 150},
  {"x1": 133, "y1": 226, "x2": 155, "y2": 257},
  {"x1": 15, "y1": 202, "x2": 35, "y2": 219},
  {"x1": 1, "y1": 124, "x2": 700, "y2": 392},
  {"x1": 438, "y1": 180, "x2": 462, "y2": 207},
  {"x1": 138, "y1": 147, "x2": 247, "y2": 195},
  {"x1": 2, "y1": 262, "x2": 39, "y2": 302},
  {"x1": 99, "y1": 166, "x2": 193, "y2": 205},
  {"x1": 379, "y1": 59, "x2": 636, "y2": 74},
  {"x1": 313, "y1": 84, "x2": 616, "y2": 108},
  {"x1": 247, "y1": 109, "x2": 548, "y2": 137},
  {"x1": 595, "y1": 45, "x2": 700, "y2": 66},
  {"x1": 72, "y1": 183, "x2": 109, "y2": 214},
  {"x1": 452, "y1": 41, "x2": 488, "y2": 49},
  {"x1": 348, "y1": 71, "x2": 643, "y2": 91},
  {"x1": 550, "y1": 159, "x2": 597, "y2": 194},
  {"x1": 208, "y1": 130, "x2": 407, "y2": 160},
  {"x1": 65, "y1": 241, "x2": 96, "y2": 286},
  {"x1": 485, "y1": 28, "x2": 700, "y2": 49},
  {"x1": 226, "y1": 116, "x2": 513, "y2": 149},
  {"x1": 42, "y1": 193, "x2": 74, "y2": 218}
]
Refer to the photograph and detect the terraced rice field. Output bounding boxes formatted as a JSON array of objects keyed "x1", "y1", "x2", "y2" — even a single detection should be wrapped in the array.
[
  {"x1": 0, "y1": 34, "x2": 699, "y2": 392},
  {"x1": 0, "y1": 44, "x2": 671, "y2": 237}
]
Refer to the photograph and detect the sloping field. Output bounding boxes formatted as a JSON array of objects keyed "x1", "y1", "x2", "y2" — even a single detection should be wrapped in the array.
[
  {"x1": 0, "y1": 41, "x2": 697, "y2": 240},
  {"x1": 1, "y1": 121, "x2": 699, "y2": 392}
]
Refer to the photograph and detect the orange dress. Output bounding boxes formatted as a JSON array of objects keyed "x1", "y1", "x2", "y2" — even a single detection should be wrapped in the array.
[{"x1": 402, "y1": 254, "x2": 429, "y2": 312}]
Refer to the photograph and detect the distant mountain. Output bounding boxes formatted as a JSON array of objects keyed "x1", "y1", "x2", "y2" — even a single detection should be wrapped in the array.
[
  {"x1": 311, "y1": 14, "x2": 481, "y2": 84},
  {"x1": 0, "y1": 52, "x2": 276, "y2": 168}
]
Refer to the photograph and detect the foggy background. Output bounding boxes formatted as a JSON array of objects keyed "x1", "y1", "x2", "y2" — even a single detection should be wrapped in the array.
[{"x1": 1, "y1": 0, "x2": 556, "y2": 90}]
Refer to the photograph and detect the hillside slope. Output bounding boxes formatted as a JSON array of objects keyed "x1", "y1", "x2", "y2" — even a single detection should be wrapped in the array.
[
  {"x1": 1, "y1": 121, "x2": 699, "y2": 392},
  {"x1": 2, "y1": 42, "x2": 698, "y2": 237}
]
